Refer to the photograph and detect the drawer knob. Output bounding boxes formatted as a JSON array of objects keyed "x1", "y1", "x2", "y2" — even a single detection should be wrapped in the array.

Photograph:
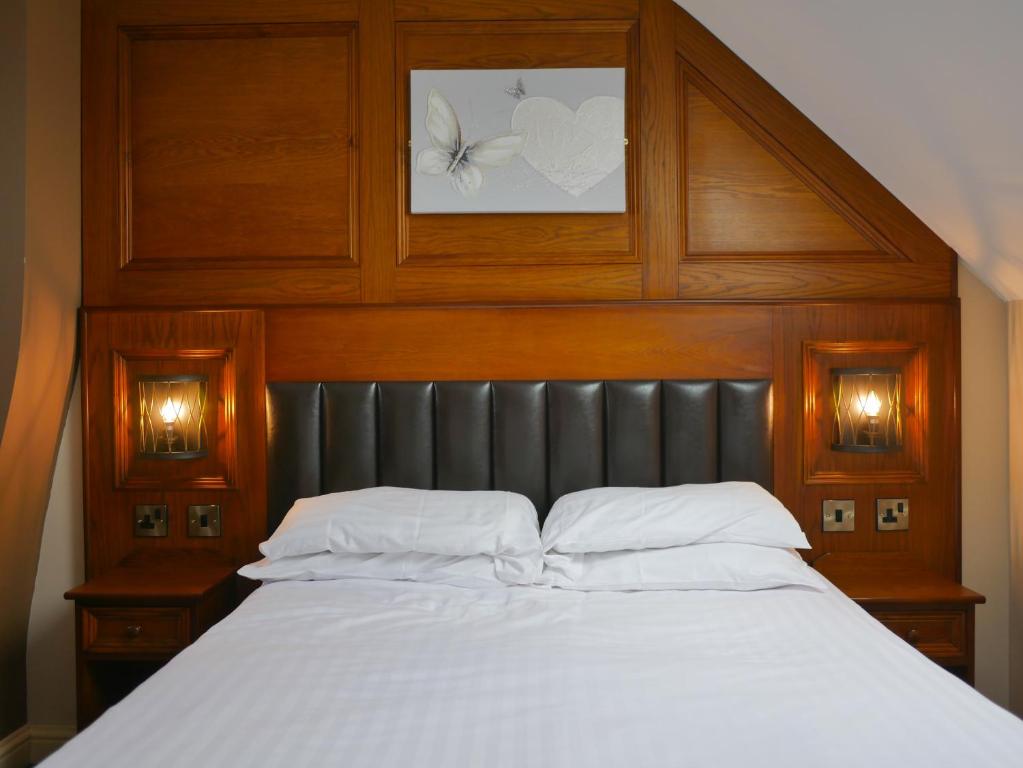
[
  {"x1": 125, "y1": 624, "x2": 143, "y2": 638},
  {"x1": 907, "y1": 628, "x2": 920, "y2": 646}
]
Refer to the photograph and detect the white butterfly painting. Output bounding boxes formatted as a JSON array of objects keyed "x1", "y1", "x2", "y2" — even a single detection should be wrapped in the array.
[
  {"x1": 415, "y1": 89, "x2": 526, "y2": 198},
  {"x1": 409, "y1": 68, "x2": 626, "y2": 213}
]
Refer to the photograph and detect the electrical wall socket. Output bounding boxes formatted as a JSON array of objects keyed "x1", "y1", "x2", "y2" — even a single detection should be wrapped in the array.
[
  {"x1": 187, "y1": 504, "x2": 221, "y2": 537},
  {"x1": 822, "y1": 499, "x2": 855, "y2": 532},
  {"x1": 876, "y1": 498, "x2": 909, "y2": 531},
  {"x1": 134, "y1": 504, "x2": 168, "y2": 537}
]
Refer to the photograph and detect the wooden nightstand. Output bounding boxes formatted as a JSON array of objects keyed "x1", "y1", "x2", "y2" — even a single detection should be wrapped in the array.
[
  {"x1": 814, "y1": 555, "x2": 985, "y2": 684},
  {"x1": 65, "y1": 553, "x2": 237, "y2": 729}
]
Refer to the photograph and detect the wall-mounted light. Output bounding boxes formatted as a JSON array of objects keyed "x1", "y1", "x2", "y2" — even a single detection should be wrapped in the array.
[
  {"x1": 831, "y1": 367, "x2": 902, "y2": 453},
  {"x1": 137, "y1": 375, "x2": 208, "y2": 459}
]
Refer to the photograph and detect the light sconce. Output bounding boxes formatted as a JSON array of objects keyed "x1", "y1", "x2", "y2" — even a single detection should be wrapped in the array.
[
  {"x1": 831, "y1": 367, "x2": 902, "y2": 453},
  {"x1": 137, "y1": 375, "x2": 208, "y2": 459}
]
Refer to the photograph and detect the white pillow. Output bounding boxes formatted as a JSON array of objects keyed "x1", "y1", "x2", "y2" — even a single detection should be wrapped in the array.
[
  {"x1": 539, "y1": 543, "x2": 823, "y2": 592},
  {"x1": 542, "y1": 482, "x2": 810, "y2": 554},
  {"x1": 239, "y1": 551, "x2": 517, "y2": 588},
  {"x1": 261, "y1": 487, "x2": 542, "y2": 584}
]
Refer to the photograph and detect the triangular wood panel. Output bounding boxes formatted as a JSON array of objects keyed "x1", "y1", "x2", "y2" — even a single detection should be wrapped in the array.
[
  {"x1": 674, "y1": 5, "x2": 955, "y2": 299},
  {"x1": 685, "y1": 80, "x2": 883, "y2": 258}
]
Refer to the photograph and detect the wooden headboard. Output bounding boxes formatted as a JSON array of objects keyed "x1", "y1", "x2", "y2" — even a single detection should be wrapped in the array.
[
  {"x1": 83, "y1": 302, "x2": 959, "y2": 582},
  {"x1": 78, "y1": 0, "x2": 962, "y2": 588}
]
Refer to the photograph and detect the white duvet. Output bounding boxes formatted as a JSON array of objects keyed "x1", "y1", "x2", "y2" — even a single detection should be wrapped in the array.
[{"x1": 45, "y1": 573, "x2": 1023, "y2": 767}]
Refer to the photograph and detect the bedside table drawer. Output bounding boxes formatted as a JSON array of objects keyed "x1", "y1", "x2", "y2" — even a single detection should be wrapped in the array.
[
  {"x1": 870, "y1": 610, "x2": 966, "y2": 660},
  {"x1": 81, "y1": 607, "x2": 190, "y2": 657}
]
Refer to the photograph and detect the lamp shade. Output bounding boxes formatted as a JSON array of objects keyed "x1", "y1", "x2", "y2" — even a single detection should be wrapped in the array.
[
  {"x1": 137, "y1": 375, "x2": 208, "y2": 459},
  {"x1": 831, "y1": 367, "x2": 902, "y2": 452}
]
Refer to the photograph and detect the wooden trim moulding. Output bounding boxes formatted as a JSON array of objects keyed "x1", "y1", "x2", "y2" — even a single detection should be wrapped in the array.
[
  {"x1": 394, "y1": 0, "x2": 640, "y2": 21},
  {"x1": 673, "y1": 7, "x2": 957, "y2": 280}
]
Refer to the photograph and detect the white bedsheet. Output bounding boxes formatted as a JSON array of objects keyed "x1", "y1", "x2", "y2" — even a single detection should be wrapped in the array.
[{"x1": 45, "y1": 573, "x2": 1023, "y2": 767}]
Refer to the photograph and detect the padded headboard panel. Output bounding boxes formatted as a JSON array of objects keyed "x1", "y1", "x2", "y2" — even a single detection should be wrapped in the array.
[{"x1": 265, "y1": 380, "x2": 772, "y2": 534}]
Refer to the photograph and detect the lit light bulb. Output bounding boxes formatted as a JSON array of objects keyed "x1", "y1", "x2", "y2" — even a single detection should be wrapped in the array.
[
  {"x1": 862, "y1": 390, "x2": 882, "y2": 418},
  {"x1": 160, "y1": 398, "x2": 178, "y2": 426}
]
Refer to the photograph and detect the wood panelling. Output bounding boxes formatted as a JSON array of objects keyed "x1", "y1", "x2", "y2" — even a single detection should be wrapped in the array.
[
  {"x1": 81, "y1": 298, "x2": 963, "y2": 591},
  {"x1": 84, "y1": 0, "x2": 959, "y2": 305},
  {"x1": 394, "y1": 19, "x2": 640, "y2": 302},
  {"x1": 83, "y1": 1, "x2": 363, "y2": 306},
  {"x1": 122, "y1": 24, "x2": 357, "y2": 266},
  {"x1": 395, "y1": 0, "x2": 639, "y2": 21},
  {"x1": 113, "y1": 349, "x2": 236, "y2": 489},
  {"x1": 684, "y1": 81, "x2": 882, "y2": 258},
  {"x1": 638, "y1": 0, "x2": 680, "y2": 299},
  {"x1": 404, "y1": 216, "x2": 632, "y2": 266},
  {"x1": 86, "y1": 0, "x2": 359, "y2": 25},
  {"x1": 677, "y1": 260, "x2": 952, "y2": 300},
  {"x1": 398, "y1": 21, "x2": 631, "y2": 68},
  {"x1": 92, "y1": 267, "x2": 362, "y2": 305},
  {"x1": 395, "y1": 264, "x2": 641, "y2": 303},
  {"x1": 79, "y1": 3, "x2": 966, "y2": 598},
  {"x1": 803, "y1": 341, "x2": 927, "y2": 485},
  {"x1": 266, "y1": 300, "x2": 960, "y2": 580},
  {"x1": 358, "y1": 0, "x2": 398, "y2": 302},
  {"x1": 773, "y1": 302, "x2": 960, "y2": 579},
  {"x1": 266, "y1": 304, "x2": 774, "y2": 382},
  {"x1": 82, "y1": 310, "x2": 266, "y2": 576},
  {"x1": 674, "y1": 12, "x2": 956, "y2": 300}
]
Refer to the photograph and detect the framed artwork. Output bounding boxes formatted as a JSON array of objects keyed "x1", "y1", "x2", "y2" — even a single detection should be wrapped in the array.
[{"x1": 409, "y1": 68, "x2": 626, "y2": 214}]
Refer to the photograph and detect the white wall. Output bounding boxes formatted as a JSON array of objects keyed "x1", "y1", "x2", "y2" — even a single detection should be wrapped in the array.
[
  {"x1": 0, "y1": 0, "x2": 80, "y2": 739},
  {"x1": 26, "y1": 375, "x2": 83, "y2": 730},
  {"x1": 960, "y1": 262, "x2": 1011, "y2": 708}
]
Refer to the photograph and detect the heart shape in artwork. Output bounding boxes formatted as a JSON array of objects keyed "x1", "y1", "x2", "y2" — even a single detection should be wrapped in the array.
[{"x1": 511, "y1": 96, "x2": 625, "y2": 198}]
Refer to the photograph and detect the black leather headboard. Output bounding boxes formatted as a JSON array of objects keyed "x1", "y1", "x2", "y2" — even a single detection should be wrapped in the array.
[{"x1": 265, "y1": 380, "x2": 772, "y2": 534}]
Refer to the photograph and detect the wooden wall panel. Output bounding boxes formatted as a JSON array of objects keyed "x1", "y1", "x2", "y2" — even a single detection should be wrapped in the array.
[
  {"x1": 82, "y1": 310, "x2": 266, "y2": 576},
  {"x1": 83, "y1": 1, "x2": 362, "y2": 306},
  {"x1": 113, "y1": 350, "x2": 237, "y2": 490},
  {"x1": 674, "y1": 13, "x2": 956, "y2": 300},
  {"x1": 83, "y1": 0, "x2": 959, "y2": 306},
  {"x1": 266, "y1": 300, "x2": 960, "y2": 581},
  {"x1": 773, "y1": 302, "x2": 960, "y2": 579},
  {"x1": 78, "y1": 301, "x2": 962, "y2": 582},
  {"x1": 266, "y1": 304, "x2": 774, "y2": 382},
  {"x1": 79, "y1": 2, "x2": 966, "y2": 590},
  {"x1": 87, "y1": 1, "x2": 359, "y2": 26},
  {"x1": 395, "y1": 0, "x2": 638, "y2": 21},
  {"x1": 678, "y1": 261, "x2": 952, "y2": 300},
  {"x1": 803, "y1": 341, "x2": 927, "y2": 485},
  {"x1": 394, "y1": 19, "x2": 640, "y2": 302},
  {"x1": 358, "y1": 0, "x2": 398, "y2": 302},
  {"x1": 685, "y1": 82, "x2": 881, "y2": 257},
  {"x1": 395, "y1": 264, "x2": 641, "y2": 303},
  {"x1": 123, "y1": 24, "x2": 356, "y2": 266},
  {"x1": 638, "y1": 0, "x2": 680, "y2": 299}
]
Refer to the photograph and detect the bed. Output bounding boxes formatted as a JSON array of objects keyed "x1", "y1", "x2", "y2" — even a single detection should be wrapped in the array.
[{"x1": 45, "y1": 380, "x2": 1023, "y2": 766}]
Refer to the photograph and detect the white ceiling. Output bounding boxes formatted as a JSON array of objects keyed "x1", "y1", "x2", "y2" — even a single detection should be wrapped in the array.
[{"x1": 676, "y1": 0, "x2": 1023, "y2": 300}]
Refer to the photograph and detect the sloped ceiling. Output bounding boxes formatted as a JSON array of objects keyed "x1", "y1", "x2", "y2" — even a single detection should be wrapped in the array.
[{"x1": 677, "y1": 0, "x2": 1023, "y2": 300}]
